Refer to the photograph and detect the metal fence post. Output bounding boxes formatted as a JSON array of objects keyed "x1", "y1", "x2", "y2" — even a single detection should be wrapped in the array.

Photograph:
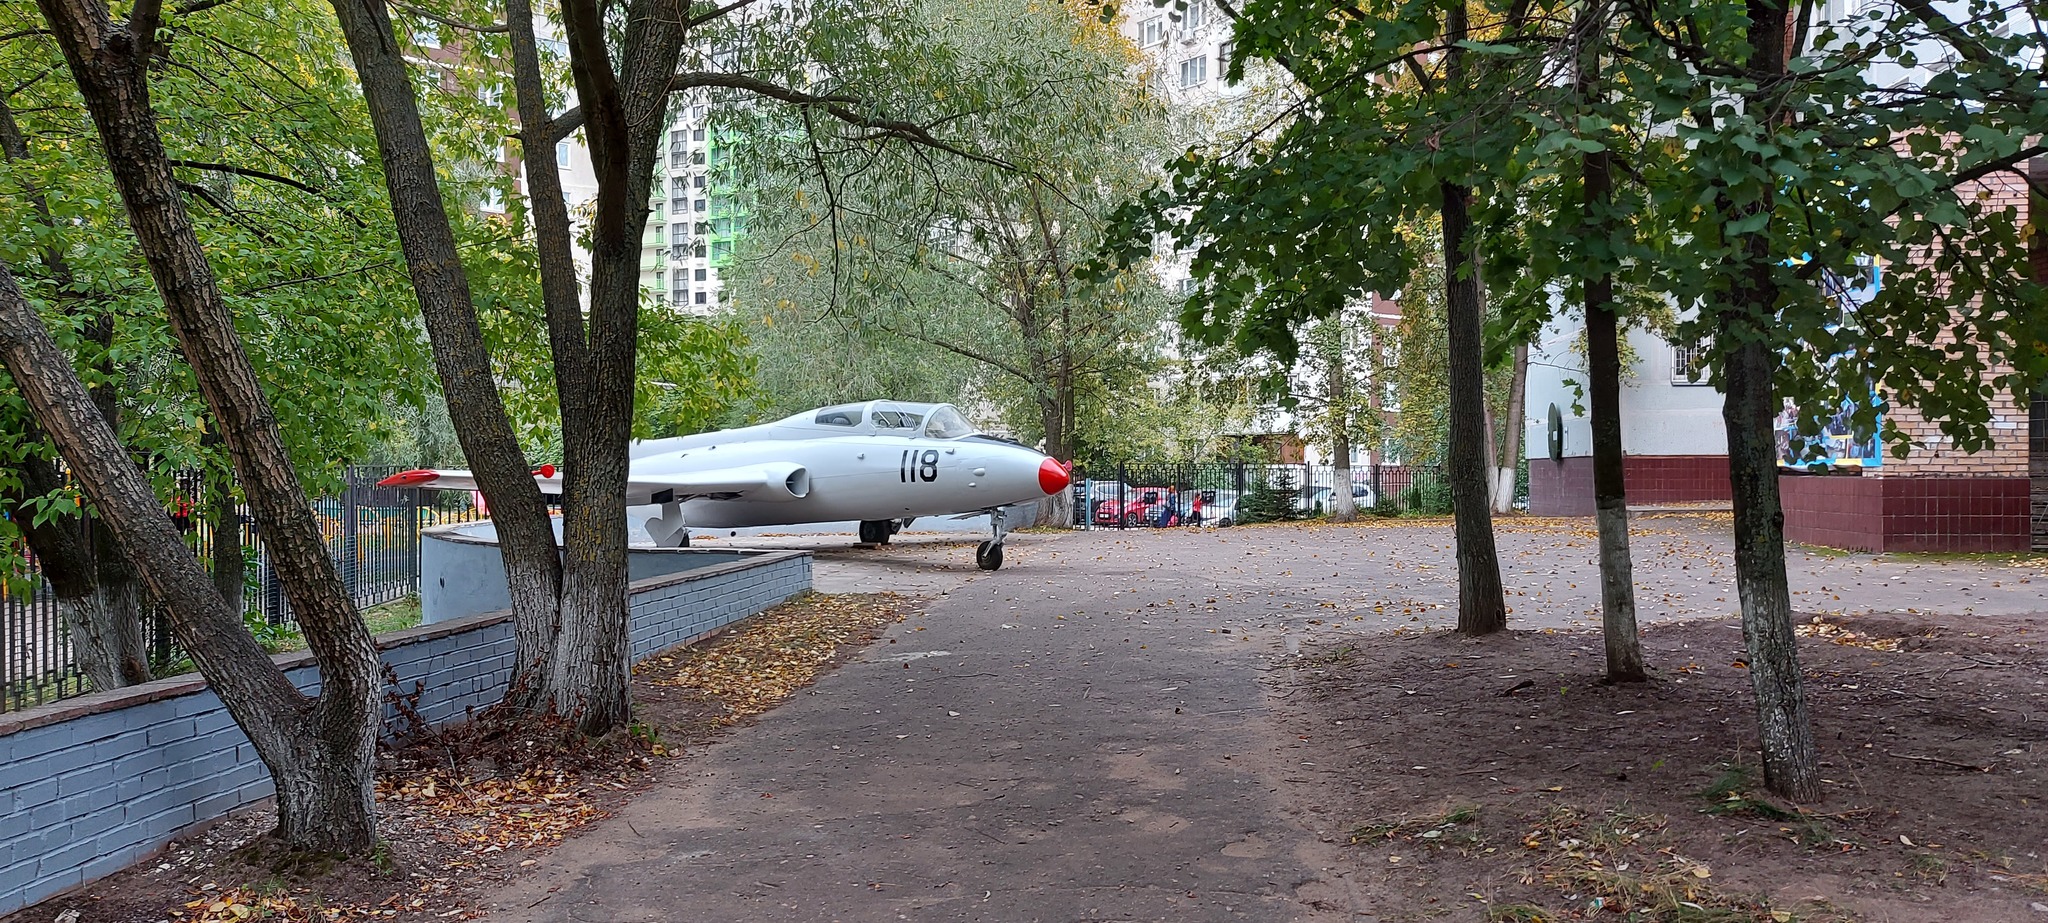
[{"x1": 1116, "y1": 462, "x2": 1127, "y2": 530}]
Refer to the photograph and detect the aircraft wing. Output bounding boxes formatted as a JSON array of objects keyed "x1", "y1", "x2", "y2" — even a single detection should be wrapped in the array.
[{"x1": 377, "y1": 462, "x2": 810, "y2": 504}]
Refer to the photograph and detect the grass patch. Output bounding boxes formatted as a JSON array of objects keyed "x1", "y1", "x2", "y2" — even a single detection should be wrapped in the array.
[
  {"x1": 1347, "y1": 803, "x2": 1481, "y2": 845},
  {"x1": 1527, "y1": 806, "x2": 1851, "y2": 923},
  {"x1": 1695, "y1": 765, "x2": 1799, "y2": 821},
  {"x1": 363, "y1": 595, "x2": 423, "y2": 635}
]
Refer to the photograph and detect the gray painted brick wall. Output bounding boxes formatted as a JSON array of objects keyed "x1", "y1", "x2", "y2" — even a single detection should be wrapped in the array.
[{"x1": 0, "y1": 550, "x2": 809, "y2": 917}]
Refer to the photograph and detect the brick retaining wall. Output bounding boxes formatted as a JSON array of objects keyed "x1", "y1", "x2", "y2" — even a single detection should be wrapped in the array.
[{"x1": 0, "y1": 550, "x2": 810, "y2": 916}]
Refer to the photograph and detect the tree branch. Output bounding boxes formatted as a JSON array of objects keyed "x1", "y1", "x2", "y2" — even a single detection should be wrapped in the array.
[
  {"x1": 171, "y1": 0, "x2": 242, "y2": 14},
  {"x1": 131, "y1": 0, "x2": 165, "y2": 61},
  {"x1": 166, "y1": 158, "x2": 322, "y2": 195},
  {"x1": 179, "y1": 180, "x2": 281, "y2": 245},
  {"x1": 669, "y1": 71, "x2": 1022, "y2": 172},
  {"x1": 685, "y1": 0, "x2": 757, "y2": 28},
  {"x1": 392, "y1": 0, "x2": 506, "y2": 34}
]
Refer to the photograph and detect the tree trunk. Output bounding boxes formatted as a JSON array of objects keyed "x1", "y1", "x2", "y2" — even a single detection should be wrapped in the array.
[
  {"x1": 328, "y1": 0, "x2": 567, "y2": 711},
  {"x1": 1579, "y1": 16, "x2": 1646, "y2": 683},
  {"x1": 31, "y1": 0, "x2": 380, "y2": 850},
  {"x1": 1027, "y1": 396, "x2": 1074, "y2": 528},
  {"x1": 209, "y1": 469, "x2": 246, "y2": 617},
  {"x1": 8, "y1": 458, "x2": 152, "y2": 689},
  {"x1": 1440, "y1": 181, "x2": 1509, "y2": 635},
  {"x1": 1328, "y1": 320, "x2": 1359, "y2": 522},
  {"x1": 1711, "y1": 0, "x2": 1820, "y2": 803},
  {"x1": 1492, "y1": 342, "x2": 1529, "y2": 513}
]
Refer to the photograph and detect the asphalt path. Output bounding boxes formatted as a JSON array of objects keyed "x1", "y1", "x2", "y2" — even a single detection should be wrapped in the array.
[{"x1": 488, "y1": 517, "x2": 2047, "y2": 922}]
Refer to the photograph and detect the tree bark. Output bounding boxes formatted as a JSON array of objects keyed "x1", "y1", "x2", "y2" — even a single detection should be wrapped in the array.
[
  {"x1": 1327, "y1": 318, "x2": 1359, "y2": 522},
  {"x1": 208, "y1": 467, "x2": 246, "y2": 617},
  {"x1": 1713, "y1": 0, "x2": 1821, "y2": 802},
  {"x1": 1493, "y1": 342, "x2": 1529, "y2": 513},
  {"x1": 1441, "y1": 181, "x2": 1509, "y2": 635},
  {"x1": 6, "y1": 456, "x2": 151, "y2": 690},
  {"x1": 1579, "y1": 13, "x2": 1646, "y2": 683},
  {"x1": 327, "y1": 0, "x2": 566, "y2": 711},
  {"x1": 32, "y1": 0, "x2": 380, "y2": 850}
]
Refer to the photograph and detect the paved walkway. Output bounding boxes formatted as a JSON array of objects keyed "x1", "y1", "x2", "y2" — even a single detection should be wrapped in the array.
[{"x1": 489, "y1": 517, "x2": 2045, "y2": 922}]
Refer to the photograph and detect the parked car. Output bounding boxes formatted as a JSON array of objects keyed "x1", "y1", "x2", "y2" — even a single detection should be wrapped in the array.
[
  {"x1": 1178, "y1": 489, "x2": 1239, "y2": 527},
  {"x1": 1094, "y1": 486, "x2": 1170, "y2": 526},
  {"x1": 1295, "y1": 484, "x2": 1375, "y2": 516},
  {"x1": 1071, "y1": 480, "x2": 1134, "y2": 524}
]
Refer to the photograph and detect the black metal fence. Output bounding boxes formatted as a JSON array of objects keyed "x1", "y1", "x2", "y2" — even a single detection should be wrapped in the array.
[
  {"x1": 1069, "y1": 462, "x2": 1452, "y2": 528},
  {"x1": 2, "y1": 466, "x2": 484, "y2": 712}
]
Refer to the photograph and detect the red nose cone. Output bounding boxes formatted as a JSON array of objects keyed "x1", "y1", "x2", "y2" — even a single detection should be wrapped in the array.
[{"x1": 1038, "y1": 459, "x2": 1070, "y2": 495}]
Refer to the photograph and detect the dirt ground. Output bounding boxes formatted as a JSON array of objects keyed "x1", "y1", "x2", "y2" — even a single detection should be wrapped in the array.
[{"x1": 1279, "y1": 611, "x2": 2048, "y2": 922}]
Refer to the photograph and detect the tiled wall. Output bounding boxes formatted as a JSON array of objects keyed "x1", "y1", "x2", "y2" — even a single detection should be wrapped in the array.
[
  {"x1": 0, "y1": 550, "x2": 810, "y2": 917},
  {"x1": 1529, "y1": 457, "x2": 1596, "y2": 516},
  {"x1": 1528, "y1": 455, "x2": 1730, "y2": 516},
  {"x1": 1624, "y1": 455, "x2": 1731, "y2": 503},
  {"x1": 1779, "y1": 474, "x2": 1887, "y2": 552},
  {"x1": 1782, "y1": 474, "x2": 2032, "y2": 552}
]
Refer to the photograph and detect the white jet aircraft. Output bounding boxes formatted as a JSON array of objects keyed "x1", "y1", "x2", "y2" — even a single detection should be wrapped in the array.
[{"x1": 376, "y1": 400, "x2": 1069, "y2": 570}]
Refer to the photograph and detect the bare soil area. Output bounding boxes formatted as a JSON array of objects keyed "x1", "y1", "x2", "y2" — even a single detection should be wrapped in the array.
[
  {"x1": 6, "y1": 593, "x2": 916, "y2": 923},
  {"x1": 1280, "y1": 612, "x2": 2048, "y2": 922}
]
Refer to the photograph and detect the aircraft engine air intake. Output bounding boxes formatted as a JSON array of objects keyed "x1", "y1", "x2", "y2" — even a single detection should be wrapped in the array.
[{"x1": 782, "y1": 467, "x2": 811, "y2": 499}]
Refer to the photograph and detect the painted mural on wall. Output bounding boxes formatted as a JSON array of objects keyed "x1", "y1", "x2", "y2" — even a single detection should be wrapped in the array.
[{"x1": 1778, "y1": 258, "x2": 1884, "y2": 470}]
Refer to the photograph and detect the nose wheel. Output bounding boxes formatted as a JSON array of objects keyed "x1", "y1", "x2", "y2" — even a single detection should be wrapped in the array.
[
  {"x1": 975, "y1": 506, "x2": 1009, "y2": 570},
  {"x1": 857, "y1": 519, "x2": 898, "y2": 546}
]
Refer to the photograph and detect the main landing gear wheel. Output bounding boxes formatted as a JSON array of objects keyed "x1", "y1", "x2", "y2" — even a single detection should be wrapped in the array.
[
  {"x1": 975, "y1": 540, "x2": 1004, "y2": 571},
  {"x1": 858, "y1": 519, "x2": 895, "y2": 545}
]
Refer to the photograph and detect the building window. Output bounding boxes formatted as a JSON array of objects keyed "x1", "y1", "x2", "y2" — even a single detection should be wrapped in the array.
[
  {"x1": 694, "y1": 174, "x2": 706, "y2": 189},
  {"x1": 1141, "y1": 17, "x2": 1164, "y2": 46},
  {"x1": 693, "y1": 105, "x2": 708, "y2": 119},
  {"x1": 692, "y1": 127, "x2": 706, "y2": 141},
  {"x1": 695, "y1": 222, "x2": 709, "y2": 235},
  {"x1": 1184, "y1": 2, "x2": 1206, "y2": 32},
  {"x1": 693, "y1": 243, "x2": 706, "y2": 258},
  {"x1": 1178, "y1": 277, "x2": 1198, "y2": 296},
  {"x1": 694, "y1": 291, "x2": 707, "y2": 304},
  {"x1": 652, "y1": 201, "x2": 664, "y2": 217},
  {"x1": 653, "y1": 225, "x2": 663, "y2": 243},
  {"x1": 692, "y1": 151, "x2": 705, "y2": 165},
  {"x1": 695, "y1": 268, "x2": 707, "y2": 281},
  {"x1": 694, "y1": 198, "x2": 707, "y2": 212},
  {"x1": 655, "y1": 270, "x2": 665, "y2": 287},
  {"x1": 413, "y1": 28, "x2": 441, "y2": 49},
  {"x1": 1672, "y1": 340, "x2": 1708, "y2": 384},
  {"x1": 556, "y1": 141, "x2": 570, "y2": 167},
  {"x1": 1219, "y1": 41, "x2": 1235, "y2": 83},
  {"x1": 1179, "y1": 55, "x2": 1208, "y2": 88}
]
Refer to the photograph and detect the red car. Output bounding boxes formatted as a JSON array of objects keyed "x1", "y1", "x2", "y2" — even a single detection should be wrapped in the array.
[{"x1": 1093, "y1": 487, "x2": 1171, "y2": 527}]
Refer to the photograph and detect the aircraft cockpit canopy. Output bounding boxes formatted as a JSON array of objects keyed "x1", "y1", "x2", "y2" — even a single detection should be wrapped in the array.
[{"x1": 789, "y1": 401, "x2": 979, "y2": 439}]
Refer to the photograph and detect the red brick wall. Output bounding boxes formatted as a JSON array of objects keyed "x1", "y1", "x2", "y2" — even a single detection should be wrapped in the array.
[
  {"x1": 1528, "y1": 455, "x2": 1729, "y2": 515},
  {"x1": 1529, "y1": 457, "x2": 1595, "y2": 516},
  {"x1": 1782, "y1": 473, "x2": 2032, "y2": 552},
  {"x1": 1780, "y1": 474, "x2": 1887, "y2": 552},
  {"x1": 1625, "y1": 456, "x2": 1731, "y2": 503}
]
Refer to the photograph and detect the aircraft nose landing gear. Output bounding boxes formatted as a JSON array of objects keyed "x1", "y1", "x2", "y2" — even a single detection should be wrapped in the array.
[
  {"x1": 975, "y1": 507, "x2": 1008, "y2": 570},
  {"x1": 857, "y1": 519, "x2": 898, "y2": 546}
]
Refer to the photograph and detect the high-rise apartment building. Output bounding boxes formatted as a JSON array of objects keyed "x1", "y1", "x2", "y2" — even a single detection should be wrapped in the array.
[{"x1": 641, "y1": 97, "x2": 744, "y2": 315}]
